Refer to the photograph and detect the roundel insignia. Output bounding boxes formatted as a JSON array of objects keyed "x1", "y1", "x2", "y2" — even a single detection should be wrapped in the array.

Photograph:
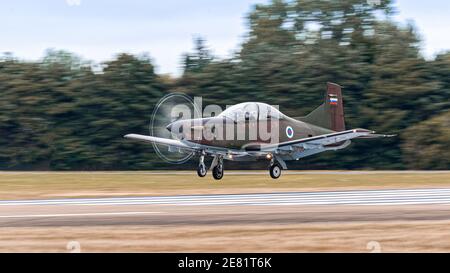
[{"x1": 286, "y1": 126, "x2": 294, "y2": 138}]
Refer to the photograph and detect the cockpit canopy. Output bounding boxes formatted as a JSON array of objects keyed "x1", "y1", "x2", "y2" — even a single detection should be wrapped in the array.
[{"x1": 218, "y1": 102, "x2": 283, "y2": 122}]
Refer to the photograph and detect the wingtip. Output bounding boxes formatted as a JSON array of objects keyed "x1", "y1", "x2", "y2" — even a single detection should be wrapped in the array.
[
  {"x1": 374, "y1": 132, "x2": 396, "y2": 137},
  {"x1": 369, "y1": 133, "x2": 397, "y2": 138},
  {"x1": 353, "y1": 128, "x2": 374, "y2": 134}
]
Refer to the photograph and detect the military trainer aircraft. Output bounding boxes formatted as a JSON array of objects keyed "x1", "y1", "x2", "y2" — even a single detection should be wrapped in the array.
[{"x1": 125, "y1": 83, "x2": 393, "y2": 180}]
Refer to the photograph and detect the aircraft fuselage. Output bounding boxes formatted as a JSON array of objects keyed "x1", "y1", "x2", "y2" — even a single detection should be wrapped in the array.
[{"x1": 167, "y1": 116, "x2": 333, "y2": 150}]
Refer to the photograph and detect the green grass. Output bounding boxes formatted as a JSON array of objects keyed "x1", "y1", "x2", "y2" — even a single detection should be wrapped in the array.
[{"x1": 0, "y1": 171, "x2": 449, "y2": 200}]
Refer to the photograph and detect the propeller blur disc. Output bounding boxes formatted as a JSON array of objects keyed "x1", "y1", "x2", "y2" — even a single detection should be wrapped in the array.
[{"x1": 150, "y1": 93, "x2": 200, "y2": 164}]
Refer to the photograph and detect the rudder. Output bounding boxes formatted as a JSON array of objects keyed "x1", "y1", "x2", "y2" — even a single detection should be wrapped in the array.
[{"x1": 299, "y1": 82, "x2": 345, "y2": 132}]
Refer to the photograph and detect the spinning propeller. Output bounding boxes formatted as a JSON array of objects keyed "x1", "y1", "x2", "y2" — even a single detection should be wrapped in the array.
[{"x1": 150, "y1": 93, "x2": 201, "y2": 164}]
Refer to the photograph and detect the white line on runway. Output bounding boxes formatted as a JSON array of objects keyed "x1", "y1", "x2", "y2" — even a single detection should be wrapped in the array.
[
  {"x1": 0, "y1": 211, "x2": 161, "y2": 219},
  {"x1": 1, "y1": 188, "x2": 450, "y2": 206}
]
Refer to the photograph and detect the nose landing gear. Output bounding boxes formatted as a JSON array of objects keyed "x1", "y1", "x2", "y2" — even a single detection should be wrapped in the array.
[
  {"x1": 212, "y1": 156, "x2": 224, "y2": 180},
  {"x1": 197, "y1": 153, "x2": 224, "y2": 180}
]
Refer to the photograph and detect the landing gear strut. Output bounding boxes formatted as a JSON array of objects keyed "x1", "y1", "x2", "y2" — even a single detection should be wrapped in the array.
[
  {"x1": 212, "y1": 156, "x2": 224, "y2": 180},
  {"x1": 197, "y1": 154, "x2": 207, "y2": 177}
]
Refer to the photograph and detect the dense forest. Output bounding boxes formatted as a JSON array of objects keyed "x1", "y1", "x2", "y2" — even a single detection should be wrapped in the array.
[{"x1": 1, "y1": 0, "x2": 449, "y2": 170}]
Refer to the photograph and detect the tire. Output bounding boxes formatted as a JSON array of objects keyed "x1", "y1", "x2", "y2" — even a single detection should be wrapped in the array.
[
  {"x1": 269, "y1": 163, "x2": 282, "y2": 179},
  {"x1": 197, "y1": 163, "x2": 207, "y2": 177},
  {"x1": 212, "y1": 165, "x2": 224, "y2": 180}
]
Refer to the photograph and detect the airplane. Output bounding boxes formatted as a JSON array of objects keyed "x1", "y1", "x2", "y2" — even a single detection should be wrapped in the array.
[{"x1": 125, "y1": 82, "x2": 394, "y2": 180}]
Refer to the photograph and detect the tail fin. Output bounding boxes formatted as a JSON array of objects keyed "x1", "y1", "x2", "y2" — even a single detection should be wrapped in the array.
[{"x1": 299, "y1": 82, "x2": 345, "y2": 132}]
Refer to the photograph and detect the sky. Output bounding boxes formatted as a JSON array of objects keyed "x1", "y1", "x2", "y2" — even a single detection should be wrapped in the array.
[{"x1": 1, "y1": 0, "x2": 449, "y2": 76}]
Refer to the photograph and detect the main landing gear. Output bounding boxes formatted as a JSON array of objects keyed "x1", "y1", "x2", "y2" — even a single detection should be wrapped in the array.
[
  {"x1": 268, "y1": 155, "x2": 283, "y2": 179},
  {"x1": 269, "y1": 162, "x2": 282, "y2": 179},
  {"x1": 196, "y1": 153, "x2": 224, "y2": 180},
  {"x1": 197, "y1": 153, "x2": 282, "y2": 179},
  {"x1": 197, "y1": 154, "x2": 207, "y2": 177}
]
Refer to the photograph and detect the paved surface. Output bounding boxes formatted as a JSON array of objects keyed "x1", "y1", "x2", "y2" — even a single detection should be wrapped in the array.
[
  {"x1": 1, "y1": 188, "x2": 450, "y2": 206},
  {"x1": 0, "y1": 188, "x2": 450, "y2": 227}
]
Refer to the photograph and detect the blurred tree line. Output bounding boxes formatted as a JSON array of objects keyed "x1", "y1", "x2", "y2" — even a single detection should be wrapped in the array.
[{"x1": 0, "y1": 0, "x2": 449, "y2": 170}]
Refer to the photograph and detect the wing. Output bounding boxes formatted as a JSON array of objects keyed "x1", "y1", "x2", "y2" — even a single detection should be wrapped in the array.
[
  {"x1": 235, "y1": 129, "x2": 380, "y2": 168},
  {"x1": 356, "y1": 133, "x2": 397, "y2": 139},
  {"x1": 124, "y1": 134, "x2": 197, "y2": 152},
  {"x1": 125, "y1": 129, "x2": 393, "y2": 161},
  {"x1": 258, "y1": 128, "x2": 376, "y2": 152},
  {"x1": 124, "y1": 134, "x2": 248, "y2": 157}
]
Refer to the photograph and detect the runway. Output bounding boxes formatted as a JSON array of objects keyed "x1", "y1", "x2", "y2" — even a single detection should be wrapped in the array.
[
  {"x1": 1, "y1": 188, "x2": 450, "y2": 207},
  {"x1": 1, "y1": 188, "x2": 450, "y2": 227}
]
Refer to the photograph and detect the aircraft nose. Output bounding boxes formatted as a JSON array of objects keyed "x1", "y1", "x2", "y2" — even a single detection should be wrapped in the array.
[{"x1": 166, "y1": 123, "x2": 173, "y2": 132}]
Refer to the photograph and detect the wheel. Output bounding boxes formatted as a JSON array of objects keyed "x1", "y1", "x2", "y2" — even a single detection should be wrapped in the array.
[
  {"x1": 212, "y1": 164, "x2": 224, "y2": 180},
  {"x1": 197, "y1": 163, "x2": 207, "y2": 177},
  {"x1": 269, "y1": 163, "x2": 282, "y2": 179}
]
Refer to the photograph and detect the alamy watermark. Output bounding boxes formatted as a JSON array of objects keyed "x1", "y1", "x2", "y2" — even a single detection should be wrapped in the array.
[{"x1": 150, "y1": 93, "x2": 281, "y2": 163}]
